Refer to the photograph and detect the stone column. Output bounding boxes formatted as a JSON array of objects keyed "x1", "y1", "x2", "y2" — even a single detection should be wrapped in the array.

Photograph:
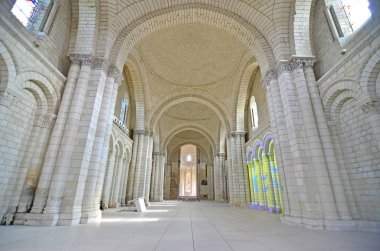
[
  {"x1": 144, "y1": 134, "x2": 154, "y2": 205},
  {"x1": 126, "y1": 131, "x2": 141, "y2": 203},
  {"x1": 163, "y1": 163, "x2": 171, "y2": 200},
  {"x1": 16, "y1": 114, "x2": 56, "y2": 213},
  {"x1": 94, "y1": 71, "x2": 121, "y2": 209},
  {"x1": 118, "y1": 155, "x2": 128, "y2": 206},
  {"x1": 214, "y1": 153, "x2": 225, "y2": 202},
  {"x1": 80, "y1": 59, "x2": 114, "y2": 223},
  {"x1": 101, "y1": 149, "x2": 116, "y2": 208},
  {"x1": 57, "y1": 57, "x2": 108, "y2": 226},
  {"x1": 120, "y1": 155, "x2": 132, "y2": 206},
  {"x1": 36, "y1": 56, "x2": 94, "y2": 225},
  {"x1": 208, "y1": 163, "x2": 214, "y2": 200},
  {"x1": 157, "y1": 154, "x2": 166, "y2": 202},
  {"x1": 226, "y1": 135, "x2": 234, "y2": 205},
  {"x1": 291, "y1": 58, "x2": 339, "y2": 220},
  {"x1": 30, "y1": 56, "x2": 80, "y2": 214},
  {"x1": 276, "y1": 61, "x2": 315, "y2": 219},
  {"x1": 303, "y1": 58, "x2": 352, "y2": 220},
  {"x1": 151, "y1": 152, "x2": 160, "y2": 201},
  {"x1": 110, "y1": 153, "x2": 124, "y2": 208},
  {"x1": 262, "y1": 70, "x2": 292, "y2": 217},
  {"x1": 132, "y1": 130, "x2": 147, "y2": 199}
]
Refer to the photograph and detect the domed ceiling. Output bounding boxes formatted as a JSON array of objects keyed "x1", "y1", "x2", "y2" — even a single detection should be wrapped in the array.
[{"x1": 138, "y1": 23, "x2": 247, "y2": 87}]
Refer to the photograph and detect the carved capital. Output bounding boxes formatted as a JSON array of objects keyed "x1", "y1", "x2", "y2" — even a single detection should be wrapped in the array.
[
  {"x1": 107, "y1": 66, "x2": 123, "y2": 85},
  {"x1": 289, "y1": 59, "x2": 304, "y2": 71},
  {"x1": 361, "y1": 101, "x2": 378, "y2": 114},
  {"x1": 0, "y1": 91, "x2": 17, "y2": 108},
  {"x1": 69, "y1": 55, "x2": 82, "y2": 65},
  {"x1": 81, "y1": 56, "x2": 94, "y2": 66},
  {"x1": 262, "y1": 69, "x2": 278, "y2": 88},
  {"x1": 70, "y1": 55, "x2": 94, "y2": 66},
  {"x1": 276, "y1": 61, "x2": 292, "y2": 75},
  {"x1": 34, "y1": 113, "x2": 57, "y2": 128}
]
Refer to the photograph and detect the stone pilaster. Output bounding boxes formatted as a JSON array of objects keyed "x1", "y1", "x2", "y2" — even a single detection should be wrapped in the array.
[
  {"x1": 30, "y1": 56, "x2": 81, "y2": 214},
  {"x1": 110, "y1": 154, "x2": 124, "y2": 208},
  {"x1": 132, "y1": 130, "x2": 147, "y2": 199},
  {"x1": 144, "y1": 133, "x2": 154, "y2": 205},
  {"x1": 101, "y1": 149, "x2": 116, "y2": 208},
  {"x1": 126, "y1": 131, "x2": 141, "y2": 203},
  {"x1": 15, "y1": 114, "x2": 56, "y2": 213},
  {"x1": 96, "y1": 72, "x2": 123, "y2": 208}
]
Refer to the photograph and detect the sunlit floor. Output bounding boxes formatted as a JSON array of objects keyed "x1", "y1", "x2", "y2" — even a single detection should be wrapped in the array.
[{"x1": 1, "y1": 201, "x2": 379, "y2": 251}]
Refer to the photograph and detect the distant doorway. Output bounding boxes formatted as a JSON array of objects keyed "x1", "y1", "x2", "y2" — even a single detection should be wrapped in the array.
[{"x1": 179, "y1": 144, "x2": 197, "y2": 198}]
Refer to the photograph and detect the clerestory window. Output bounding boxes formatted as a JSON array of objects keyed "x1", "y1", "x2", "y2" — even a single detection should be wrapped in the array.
[
  {"x1": 11, "y1": 0, "x2": 60, "y2": 34},
  {"x1": 250, "y1": 96, "x2": 259, "y2": 130}
]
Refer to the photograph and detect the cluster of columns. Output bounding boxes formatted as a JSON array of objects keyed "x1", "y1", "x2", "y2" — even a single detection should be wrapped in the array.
[
  {"x1": 263, "y1": 57, "x2": 353, "y2": 229},
  {"x1": 226, "y1": 132, "x2": 250, "y2": 206},
  {"x1": 246, "y1": 142, "x2": 282, "y2": 214},
  {"x1": 213, "y1": 153, "x2": 227, "y2": 202},
  {"x1": 15, "y1": 55, "x2": 122, "y2": 226},
  {"x1": 101, "y1": 146, "x2": 132, "y2": 209},
  {"x1": 150, "y1": 152, "x2": 166, "y2": 202}
]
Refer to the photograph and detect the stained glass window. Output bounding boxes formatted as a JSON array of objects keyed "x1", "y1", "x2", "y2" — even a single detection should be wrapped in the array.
[
  {"x1": 11, "y1": 0, "x2": 42, "y2": 29},
  {"x1": 341, "y1": 0, "x2": 371, "y2": 31}
]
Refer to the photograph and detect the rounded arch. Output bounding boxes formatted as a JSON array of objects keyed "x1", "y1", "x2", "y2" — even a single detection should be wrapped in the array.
[
  {"x1": 252, "y1": 140, "x2": 264, "y2": 161},
  {"x1": 321, "y1": 79, "x2": 363, "y2": 121},
  {"x1": 360, "y1": 49, "x2": 380, "y2": 98},
  {"x1": 149, "y1": 94, "x2": 231, "y2": 132},
  {"x1": 124, "y1": 55, "x2": 146, "y2": 130},
  {"x1": 0, "y1": 41, "x2": 17, "y2": 92},
  {"x1": 109, "y1": 132, "x2": 116, "y2": 155},
  {"x1": 169, "y1": 141, "x2": 211, "y2": 164},
  {"x1": 263, "y1": 133, "x2": 274, "y2": 156},
  {"x1": 14, "y1": 72, "x2": 59, "y2": 114},
  {"x1": 162, "y1": 126, "x2": 216, "y2": 155},
  {"x1": 235, "y1": 61, "x2": 259, "y2": 132},
  {"x1": 109, "y1": 5, "x2": 276, "y2": 74}
]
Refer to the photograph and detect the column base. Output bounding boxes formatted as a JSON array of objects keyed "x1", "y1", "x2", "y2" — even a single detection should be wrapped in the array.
[
  {"x1": 80, "y1": 210, "x2": 102, "y2": 224},
  {"x1": 23, "y1": 213, "x2": 60, "y2": 226}
]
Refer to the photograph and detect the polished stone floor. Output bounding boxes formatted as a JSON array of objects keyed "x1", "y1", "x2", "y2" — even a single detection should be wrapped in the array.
[{"x1": 0, "y1": 201, "x2": 379, "y2": 251}]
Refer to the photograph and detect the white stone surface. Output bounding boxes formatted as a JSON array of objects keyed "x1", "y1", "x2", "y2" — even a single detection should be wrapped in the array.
[{"x1": 1, "y1": 201, "x2": 380, "y2": 251}]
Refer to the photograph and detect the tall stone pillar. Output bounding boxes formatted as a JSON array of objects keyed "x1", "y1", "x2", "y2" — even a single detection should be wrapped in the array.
[
  {"x1": 30, "y1": 56, "x2": 81, "y2": 214},
  {"x1": 151, "y1": 152, "x2": 160, "y2": 201},
  {"x1": 302, "y1": 58, "x2": 352, "y2": 220},
  {"x1": 226, "y1": 135, "x2": 235, "y2": 205},
  {"x1": 132, "y1": 130, "x2": 148, "y2": 199},
  {"x1": 101, "y1": 149, "x2": 116, "y2": 208},
  {"x1": 144, "y1": 134, "x2": 154, "y2": 205},
  {"x1": 157, "y1": 153, "x2": 166, "y2": 202},
  {"x1": 208, "y1": 163, "x2": 214, "y2": 200},
  {"x1": 276, "y1": 61, "x2": 316, "y2": 220},
  {"x1": 226, "y1": 132, "x2": 248, "y2": 206},
  {"x1": 291, "y1": 58, "x2": 339, "y2": 220},
  {"x1": 94, "y1": 71, "x2": 122, "y2": 209},
  {"x1": 55, "y1": 57, "x2": 108, "y2": 226},
  {"x1": 214, "y1": 153, "x2": 225, "y2": 202},
  {"x1": 109, "y1": 153, "x2": 124, "y2": 208},
  {"x1": 30, "y1": 55, "x2": 94, "y2": 226},
  {"x1": 126, "y1": 131, "x2": 142, "y2": 203},
  {"x1": 80, "y1": 60, "x2": 118, "y2": 223},
  {"x1": 121, "y1": 156, "x2": 131, "y2": 206},
  {"x1": 16, "y1": 114, "x2": 56, "y2": 213},
  {"x1": 263, "y1": 70, "x2": 293, "y2": 217}
]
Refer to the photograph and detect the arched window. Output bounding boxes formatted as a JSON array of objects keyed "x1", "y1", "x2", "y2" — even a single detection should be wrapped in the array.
[
  {"x1": 326, "y1": 0, "x2": 371, "y2": 42},
  {"x1": 119, "y1": 95, "x2": 128, "y2": 125},
  {"x1": 11, "y1": 0, "x2": 60, "y2": 34},
  {"x1": 250, "y1": 96, "x2": 259, "y2": 129}
]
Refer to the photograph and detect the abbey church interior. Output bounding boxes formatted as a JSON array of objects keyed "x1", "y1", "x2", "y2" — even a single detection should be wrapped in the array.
[{"x1": 0, "y1": 0, "x2": 380, "y2": 250}]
